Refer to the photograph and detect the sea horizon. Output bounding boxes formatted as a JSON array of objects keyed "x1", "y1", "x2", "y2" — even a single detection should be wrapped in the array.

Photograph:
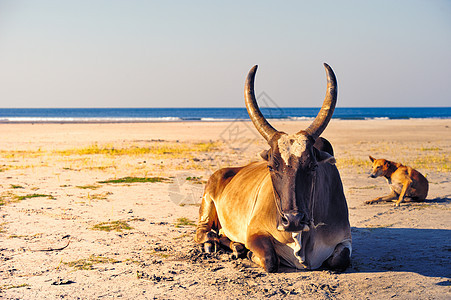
[{"x1": 0, "y1": 107, "x2": 450, "y2": 123}]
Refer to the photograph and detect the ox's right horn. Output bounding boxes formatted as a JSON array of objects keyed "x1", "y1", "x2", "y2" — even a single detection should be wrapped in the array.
[
  {"x1": 244, "y1": 65, "x2": 278, "y2": 142},
  {"x1": 303, "y1": 63, "x2": 338, "y2": 140}
]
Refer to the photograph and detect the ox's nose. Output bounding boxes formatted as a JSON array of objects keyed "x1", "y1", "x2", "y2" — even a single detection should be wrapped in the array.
[
  {"x1": 280, "y1": 212, "x2": 308, "y2": 232},
  {"x1": 369, "y1": 173, "x2": 377, "y2": 178}
]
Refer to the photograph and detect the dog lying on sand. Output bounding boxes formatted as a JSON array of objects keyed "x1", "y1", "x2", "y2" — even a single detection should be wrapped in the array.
[{"x1": 366, "y1": 156, "x2": 428, "y2": 207}]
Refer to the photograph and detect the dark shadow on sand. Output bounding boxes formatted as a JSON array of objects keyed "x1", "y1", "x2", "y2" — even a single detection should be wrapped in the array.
[
  {"x1": 425, "y1": 196, "x2": 451, "y2": 204},
  {"x1": 349, "y1": 227, "x2": 451, "y2": 279}
]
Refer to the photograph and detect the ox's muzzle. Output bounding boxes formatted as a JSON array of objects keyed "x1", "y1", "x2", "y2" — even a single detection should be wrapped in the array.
[{"x1": 279, "y1": 212, "x2": 310, "y2": 232}]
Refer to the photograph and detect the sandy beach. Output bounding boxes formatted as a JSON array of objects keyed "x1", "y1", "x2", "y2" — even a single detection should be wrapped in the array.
[{"x1": 1, "y1": 119, "x2": 450, "y2": 299}]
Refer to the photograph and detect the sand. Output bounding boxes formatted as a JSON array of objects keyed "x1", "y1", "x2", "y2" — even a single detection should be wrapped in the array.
[{"x1": 0, "y1": 119, "x2": 450, "y2": 299}]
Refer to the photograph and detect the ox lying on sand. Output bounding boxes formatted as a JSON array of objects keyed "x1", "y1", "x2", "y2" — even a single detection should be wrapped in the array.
[
  {"x1": 366, "y1": 156, "x2": 429, "y2": 207},
  {"x1": 195, "y1": 64, "x2": 352, "y2": 272}
]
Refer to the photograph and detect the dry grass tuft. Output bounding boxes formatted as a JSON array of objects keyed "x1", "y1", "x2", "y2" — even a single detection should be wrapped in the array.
[
  {"x1": 98, "y1": 177, "x2": 169, "y2": 184},
  {"x1": 174, "y1": 217, "x2": 196, "y2": 228},
  {"x1": 56, "y1": 141, "x2": 220, "y2": 157},
  {"x1": 91, "y1": 220, "x2": 133, "y2": 232},
  {"x1": 64, "y1": 255, "x2": 119, "y2": 270}
]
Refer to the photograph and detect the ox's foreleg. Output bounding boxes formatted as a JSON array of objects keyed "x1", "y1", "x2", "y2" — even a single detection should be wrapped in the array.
[
  {"x1": 218, "y1": 235, "x2": 247, "y2": 259},
  {"x1": 195, "y1": 193, "x2": 220, "y2": 253},
  {"x1": 246, "y1": 234, "x2": 279, "y2": 273},
  {"x1": 323, "y1": 241, "x2": 351, "y2": 272}
]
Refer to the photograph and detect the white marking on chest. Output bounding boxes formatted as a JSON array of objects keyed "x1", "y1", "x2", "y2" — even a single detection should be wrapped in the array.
[{"x1": 277, "y1": 134, "x2": 308, "y2": 165}]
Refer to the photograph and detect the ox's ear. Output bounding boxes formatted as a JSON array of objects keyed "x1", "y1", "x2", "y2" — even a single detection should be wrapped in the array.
[
  {"x1": 369, "y1": 155, "x2": 375, "y2": 162},
  {"x1": 260, "y1": 149, "x2": 270, "y2": 161},
  {"x1": 314, "y1": 147, "x2": 336, "y2": 165}
]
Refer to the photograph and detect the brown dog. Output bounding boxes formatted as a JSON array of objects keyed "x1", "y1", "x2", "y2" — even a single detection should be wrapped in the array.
[{"x1": 366, "y1": 156, "x2": 428, "y2": 207}]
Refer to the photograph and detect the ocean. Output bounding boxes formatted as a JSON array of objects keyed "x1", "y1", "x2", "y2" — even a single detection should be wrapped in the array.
[{"x1": 0, "y1": 107, "x2": 450, "y2": 123}]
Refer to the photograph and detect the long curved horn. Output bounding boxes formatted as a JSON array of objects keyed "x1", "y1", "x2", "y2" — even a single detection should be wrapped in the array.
[
  {"x1": 303, "y1": 63, "x2": 338, "y2": 140},
  {"x1": 244, "y1": 65, "x2": 278, "y2": 142}
]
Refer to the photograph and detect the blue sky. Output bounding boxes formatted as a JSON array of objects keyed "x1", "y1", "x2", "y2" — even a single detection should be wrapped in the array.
[{"x1": 0, "y1": 1, "x2": 450, "y2": 108}]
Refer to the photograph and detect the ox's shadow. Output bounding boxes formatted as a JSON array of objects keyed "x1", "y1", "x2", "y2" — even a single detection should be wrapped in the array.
[
  {"x1": 349, "y1": 227, "x2": 451, "y2": 279},
  {"x1": 425, "y1": 196, "x2": 451, "y2": 204}
]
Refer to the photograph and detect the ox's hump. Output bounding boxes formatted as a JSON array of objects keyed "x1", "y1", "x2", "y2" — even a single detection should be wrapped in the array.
[{"x1": 277, "y1": 134, "x2": 308, "y2": 165}]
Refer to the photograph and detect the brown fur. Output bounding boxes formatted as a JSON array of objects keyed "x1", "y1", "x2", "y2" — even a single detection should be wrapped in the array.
[
  {"x1": 195, "y1": 64, "x2": 351, "y2": 272},
  {"x1": 366, "y1": 156, "x2": 429, "y2": 207},
  {"x1": 195, "y1": 158, "x2": 352, "y2": 272}
]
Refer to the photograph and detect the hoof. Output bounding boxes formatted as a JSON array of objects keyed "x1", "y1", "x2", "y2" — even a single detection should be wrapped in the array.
[
  {"x1": 203, "y1": 241, "x2": 217, "y2": 253},
  {"x1": 247, "y1": 251, "x2": 278, "y2": 273},
  {"x1": 247, "y1": 251, "x2": 253, "y2": 261},
  {"x1": 230, "y1": 242, "x2": 246, "y2": 259},
  {"x1": 325, "y1": 247, "x2": 350, "y2": 272}
]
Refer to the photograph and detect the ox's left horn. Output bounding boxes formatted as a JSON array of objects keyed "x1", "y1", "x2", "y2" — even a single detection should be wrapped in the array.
[
  {"x1": 303, "y1": 63, "x2": 338, "y2": 140},
  {"x1": 245, "y1": 65, "x2": 278, "y2": 142}
]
